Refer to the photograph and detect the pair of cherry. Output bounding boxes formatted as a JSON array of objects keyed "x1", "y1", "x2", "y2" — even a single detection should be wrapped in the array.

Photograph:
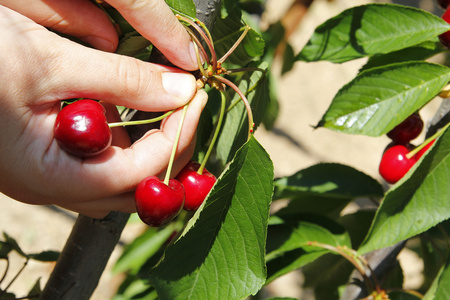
[
  {"x1": 379, "y1": 113, "x2": 434, "y2": 184},
  {"x1": 54, "y1": 99, "x2": 216, "y2": 226}
]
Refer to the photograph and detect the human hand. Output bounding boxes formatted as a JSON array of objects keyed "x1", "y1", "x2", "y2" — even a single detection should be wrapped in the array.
[
  {"x1": 0, "y1": 0, "x2": 199, "y2": 70},
  {"x1": 0, "y1": 5, "x2": 206, "y2": 218}
]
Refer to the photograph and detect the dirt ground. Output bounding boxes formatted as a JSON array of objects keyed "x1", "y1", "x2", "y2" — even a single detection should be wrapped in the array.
[{"x1": 0, "y1": 0, "x2": 443, "y2": 299}]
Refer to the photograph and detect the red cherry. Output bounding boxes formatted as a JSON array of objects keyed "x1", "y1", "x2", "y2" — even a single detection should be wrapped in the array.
[
  {"x1": 54, "y1": 99, "x2": 112, "y2": 158},
  {"x1": 438, "y1": 0, "x2": 450, "y2": 9},
  {"x1": 135, "y1": 176, "x2": 185, "y2": 227},
  {"x1": 176, "y1": 161, "x2": 217, "y2": 211},
  {"x1": 414, "y1": 139, "x2": 436, "y2": 160},
  {"x1": 379, "y1": 144, "x2": 417, "y2": 184},
  {"x1": 387, "y1": 113, "x2": 423, "y2": 144},
  {"x1": 440, "y1": 7, "x2": 450, "y2": 48}
]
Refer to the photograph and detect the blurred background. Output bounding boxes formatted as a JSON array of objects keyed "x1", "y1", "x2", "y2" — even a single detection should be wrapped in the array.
[{"x1": 0, "y1": 0, "x2": 444, "y2": 298}]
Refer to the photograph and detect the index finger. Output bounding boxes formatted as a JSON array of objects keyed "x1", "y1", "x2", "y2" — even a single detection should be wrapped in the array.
[{"x1": 107, "y1": 0, "x2": 198, "y2": 71}]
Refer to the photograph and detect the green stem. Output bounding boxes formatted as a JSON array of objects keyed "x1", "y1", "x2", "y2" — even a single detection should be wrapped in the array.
[
  {"x1": 164, "y1": 104, "x2": 189, "y2": 185},
  {"x1": 198, "y1": 92, "x2": 226, "y2": 175},
  {"x1": 108, "y1": 110, "x2": 175, "y2": 128},
  {"x1": 406, "y1": 122, "x2": 449, "y2": 159}
]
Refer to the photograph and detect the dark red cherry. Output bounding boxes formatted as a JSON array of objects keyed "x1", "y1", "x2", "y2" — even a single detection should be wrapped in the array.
[
  {"x1": 439, "y1": 7, "x2": 450, "y2": 48},
  {"x1": 438, "y1": 0, "x2": 450, "y2": 9},
  {"x1": 387, "y1": 113, "x2": 423, "y2": 144},
  {"x1": 54, "y1": 99, "x2": 112, "y2": 158},
  {"x1": 379, "y1": 144, "x2": 417, "y2": 184},
  {"x1": 135, "y1": 176, "x2": 185, "y2": 227},
  {"x1": 176, "y1": 161, "x2": 217, "y2": 211}
]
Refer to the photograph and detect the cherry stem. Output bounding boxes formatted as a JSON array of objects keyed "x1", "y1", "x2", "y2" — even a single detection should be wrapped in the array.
[
  {"x1": 217, "y1": 25, "x2": 250, "y2": 64},
  {"x1": 108, "y1": 110, "x2": 175, "y2": 128},
  {"x1": 0, "y1": 258, "x2": 28, "y2": 297},
  {"x1": 176, "y1": 15, "x2": 217, "y2": 72},
  {"x1": 164, "y1": 104, "x2": 189, "y2": 185},
  {"x1": 0, "y1": 257, "x2": 9, "y2": 286},
  {"x1": 406, "y1": 121, "x2": 449, "y2": 159},
  {"x1": 213, "y1": 75, "x2": 254, "y2": 140},
  {"x1": 198, "y1": 91, "x2": 226, "y2": 175},
  {"x1": 190, "y1": 37, "x2": 208, "y2": 78},
  {"x1": 185, "y1": 27, "x2": 209, "y2": 70}
]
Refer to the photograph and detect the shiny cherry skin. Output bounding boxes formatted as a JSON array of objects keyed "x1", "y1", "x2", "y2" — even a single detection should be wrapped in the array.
[
  {"x1": 387, "y1": 113, "x2": 423, "y2": 144},
  {"x1": 135, "y1": 176, "x2": 185, "y2": 227},
  {"x1": 176, "y1": 161, "x2": 217, "y2": 211},
  {"x1": 379, "y1": 144, "x2": 417, "y2": 184},
  {"x1": 440, "y1": 7, "x2": 450, "y2": 48},
  {"x1": 54, "y1": 99, "x2": 112, "y2": 158}
]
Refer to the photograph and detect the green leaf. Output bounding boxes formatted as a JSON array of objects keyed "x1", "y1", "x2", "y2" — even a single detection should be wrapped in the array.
[
  {"x1": 116, "y1": 34, "x2": 152, "y2": 58},
  {"x1": 28, "y1": 251, "x2": 59, "y2": 262},
  {"x1": 358, "y1": 127, "x2": 450, "y2": 255},
  {"x1": 113, "y1": 224, "x2": 178, "y2": 275},
  {"x1": 317, "y1": 62, "x2": 450, "y2": 136},
  {"x1": 165, "y1": 0, "x2": 196, "y2": 18},
  {"x1": 0, "y1": 241, "x2": 13, "y2": 259},
  {"x1": 216, "y1": 62, "x2": 269, "y2": 164},
  {"x1": 27, "y1": 278, "x2": 42, "y2": 298},
  {"x1": 359, "y1": 40, "x2": 446, "y2": 72},
  {"x1": 433, "y1": 255, "x2": 450, "y2": 299},
  {"x1": 273, "y1": 163, "x2": 383, "y2": 200},
  {"x1": 423, "y1": 256, "x2": 450, "y2": 300},
  {"x1": 212, "y1": 7, "x2": 265, "y2": 66},
  {"x1": 297, "y1": 3, "x2": 450, "y2": 63},
  {"x1": 265, "y1": 216, "x2": 351, "y2": 284},
  {"x1": 150, "y1": 137, "x2": 274, "y2": 300},
  {"x1": 3, "y1": 232, "x2": 27, "y2": 258},
  {"x1": 266, "y1": 218, "x2": 351, "y2": 261},
  {"x1": 265, "y1": 249, "x2": 325, "y2": 285}
]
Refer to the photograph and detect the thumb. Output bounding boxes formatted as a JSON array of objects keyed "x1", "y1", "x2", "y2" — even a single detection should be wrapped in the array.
[{"x1": 37, "y1": 36, "x2": 197, "y2": 111}]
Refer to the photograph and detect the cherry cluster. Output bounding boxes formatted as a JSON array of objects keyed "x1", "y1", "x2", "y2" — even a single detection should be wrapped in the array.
[
  {"x1": 53, "y1": 15, "x2": 254, "y2": 227},
  {"x1": 378, "y1": 113, "x2": 435, "y2": 184}
]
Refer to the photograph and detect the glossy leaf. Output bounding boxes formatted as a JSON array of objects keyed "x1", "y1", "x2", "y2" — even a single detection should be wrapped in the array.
[
  {"x1": 150, "y1": 137, "x2": 273, "y2": 300},
  {"x1": 165, "y1": 0, "x2": 196, "y2": 18},
  {"x1": 266, "y1": 218, "x2": 351, "y2": 262},
  {"x1": 113, "y1": 225, "x2": 177, "y2": 275},
  {"x1": 297, "y1": 3, "x2": 450, "y2": 63},
  {"x1": 423, "y1": 256, "x2": 450, "y2": 300},
  {"x1": 359, "y1": 40, "x2": 446, "y2": 72},
  {"x1": 273, "y1": 163, "x2": 383, "y2": 200},
  {"x1": 317, "y1": 62, "x2": 450, "y2": 136},
  {"x1": 216, "y1": 62, "x2": 269, "y2": 164},
  {"x1": 212, "y1": 7, "x2": 265, "y2": 66},
  {"x1": 358, "y1": 127, "x2": 450, "y2": 255}
]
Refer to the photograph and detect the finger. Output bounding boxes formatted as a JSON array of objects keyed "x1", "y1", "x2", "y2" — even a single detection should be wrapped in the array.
[
  {"x1": 0, "y1": 0, "x2": 118, "y2": 52},
  {"x1": 41, "y1": 89, "x2": 208, "y2": 203},
  {"x1": 60, "y1": 191, "x2": 137, "y2": 219},
  {"x1": 31, "y1": 36, "x2": 197, "y2": 111},
  {"x1": 107, "y1": 0, "x2": 198, "y2": 70}
]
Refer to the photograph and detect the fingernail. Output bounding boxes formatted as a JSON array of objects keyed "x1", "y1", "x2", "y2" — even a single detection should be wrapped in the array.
[
  {"x1": 162, "y1": 72, "x2": 196, "y2": 103},
  {"x1": 84, "y1": 36, "x2": 116, "y2": 52}
]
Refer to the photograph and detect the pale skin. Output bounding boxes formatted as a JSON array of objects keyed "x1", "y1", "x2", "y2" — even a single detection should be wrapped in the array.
[{"x1": 0, "y1": 1, "x2": 207, "y2": 218}]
